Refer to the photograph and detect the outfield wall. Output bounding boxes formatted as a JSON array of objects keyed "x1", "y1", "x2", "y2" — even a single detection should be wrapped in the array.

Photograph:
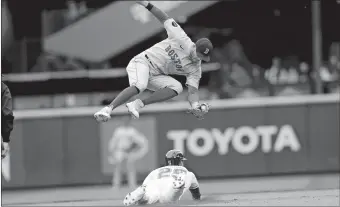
[{"x1": 2, "y1": 94, "x2": 339, "y2": 189}]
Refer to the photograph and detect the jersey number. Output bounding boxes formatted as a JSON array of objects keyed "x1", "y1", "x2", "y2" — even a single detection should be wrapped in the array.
[
  {"x1": 158, "y1": 167, "x2": 171, "y2": 178},
  {"x1": 158, "y1": 168, "x2": 187, "y2": 179},
  {"x1": 165, "y1": 45, "x2": 183, "y2": 71}
]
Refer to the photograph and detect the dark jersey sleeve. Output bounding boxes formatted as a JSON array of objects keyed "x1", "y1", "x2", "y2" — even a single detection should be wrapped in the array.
[
  {"x1": 1, "y1": 82, "x2": 14, "y2": 142},
  {"x1": 189, "y1": 187, "x2": 201, "y2": 200}
]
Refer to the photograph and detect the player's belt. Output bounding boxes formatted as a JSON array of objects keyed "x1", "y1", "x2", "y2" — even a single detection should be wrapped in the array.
[{"x1": 144, "y1": 54, "x2": 156, "y2": 68}]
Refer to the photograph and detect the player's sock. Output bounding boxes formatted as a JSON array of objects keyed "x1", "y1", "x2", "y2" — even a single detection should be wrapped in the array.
[
  {"x1": 108, "y1": 86, "x2": 139, "y2": 110},
  {"x1": 141, "y1": 87, "x2": 178, "y2": 106}
]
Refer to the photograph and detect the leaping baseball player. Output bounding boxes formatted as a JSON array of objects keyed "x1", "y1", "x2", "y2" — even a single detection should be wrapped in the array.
[
  {"x1": 123, "y1": 149, "x2": 201, "y2": 205},
  {"x1": 94, "y1": 1, "x2": 212, "y2": 122}
]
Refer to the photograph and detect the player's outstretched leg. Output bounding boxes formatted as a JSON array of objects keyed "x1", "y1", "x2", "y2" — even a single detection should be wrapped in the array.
[
  {"x1": 126, "y1": 87, "x2": 179, "y2": 119},
  {"x1": 94, "y1": 86, "x2": 139, "y2": 122},
  {"x1": 95, "y1": 53, "x2": 151, "y2": 122},
  {"x1": 142, "y1": 87, "x2": 178, "y2": 105},
  {"x1": 123, "y1": 185, "x2": 147, "y2": 206}
]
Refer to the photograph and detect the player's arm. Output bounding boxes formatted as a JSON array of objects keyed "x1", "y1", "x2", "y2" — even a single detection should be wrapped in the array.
[
  {"x1": 137, "y1": 1, "x2": 192, "y2": 49},
  {"x1": 187, "y1": 85, "x2": 200, "y2": 108},
  {"x1": 189, "y1": 172, "x2": 201, "y2": 200},
  {"x1": 186, "y1": 68, "x2": 202, "y2": 109},
  {"x1": 137, "y1": 1, "x2": 170, "y2": 24},
  {"x1": 186, "y1": 68, "x2": 210, "y2": 119}
]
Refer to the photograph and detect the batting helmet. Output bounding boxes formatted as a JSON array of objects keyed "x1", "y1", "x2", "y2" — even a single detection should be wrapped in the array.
[{"x1": 165, "y1": 149, "x2": 187, "y2": 166}]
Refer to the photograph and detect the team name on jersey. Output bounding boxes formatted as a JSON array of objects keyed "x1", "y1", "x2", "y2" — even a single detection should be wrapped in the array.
[{"x1": 165, "y1": 45, "x2": 184, "y2": 72}]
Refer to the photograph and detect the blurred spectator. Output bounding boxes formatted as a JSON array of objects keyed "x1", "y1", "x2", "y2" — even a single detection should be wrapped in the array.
[
  {"x1": 1, "y1": 81, "x2": 14, "y2": 159},
  {"x1": 284, "y1": 56, "x2": 300, "y2": 84},
  {"x1": 318, "y1": 42, "x2": 340, "y2": 93},
  {"x1": 266, "y1": 56, "x2": 300, "y2": 85},
  {"x1": 278, "y1": 68, "x2": 299, "y2": 84},
  {"x1": 108, "y1": 118, "x2": 148, "y2": 189},
  {"x1": 224, "y1": 40, "x2": 255, "y2": 84},
  {"x1": 319, "y1": 66, "x2": 336, "y2": 94},
  {"x1": 279, "y1": 56, "x2": 300, "y2": 84},
  {"x1": 319, "y1": 66, "x2": 336, "y2": 82},
  {"x1": 78, "y1": 1, "x2": 88, "y2": 16},
  {"x1": 64, "y1": 57, "x2": 86, "y2": 71},
  {"x1": 299, "y1": 62, "x2": 310, "y2": 83},
  {"x1": 31, "y1": 53, "x2": 62, "y2": 72},
  {"x1": 64, "y1": 1, "x2": 80, "y2": 25},
  {"x1": 1, "y1": 0, "x2": 14, "y2": 55},
  {"x1": 207, "y1": 48, "x2": 229, "y2": 99},
  {"x1": 31, "y1": 53, "x2": 87, "y2": 72},
  {"x1": 45, "y1": 53, "x2": 66, "y2": 71},
  {"x1": 208, "y1": 40, "x2": 259, "y2": 99},
  {"x1": 327, "y1": 42, "x2": 340, "y2": 79},
  {"x1": 208, "y1": 48, "x2": 237, "y2": 99},
  {"x1": 328, "y1": 55, "x2": 340, "y2": 75},
  {"x1": 229, "y1": 62, "x2": 253, "y2": 87},
  {"x1": 265, "y1": 57, "x2": 281, "y2": 84}
]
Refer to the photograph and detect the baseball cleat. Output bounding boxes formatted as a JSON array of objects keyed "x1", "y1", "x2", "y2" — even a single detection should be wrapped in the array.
[
  {"x1": 123, "y1": 185, "x2": 146, "y2": 206},
  {"x1": 94, "y1": 106, "x2": 112, "y2": 122},
  {"x1": 126, "y1": 99, "x2": 144, "y2": 119}
]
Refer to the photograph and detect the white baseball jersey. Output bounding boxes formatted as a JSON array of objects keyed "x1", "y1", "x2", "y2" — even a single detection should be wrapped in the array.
[
  {"x1": 143, "y1": 18, "x2": 202, "y2": 89},
  {"x1": 141, "y1": 165, "x2": 199, "y2": 204}
]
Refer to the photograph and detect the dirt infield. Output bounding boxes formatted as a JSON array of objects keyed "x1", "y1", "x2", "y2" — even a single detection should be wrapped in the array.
[{"x1": 2, "y1": 174, "x2": 339, "y2": 206}]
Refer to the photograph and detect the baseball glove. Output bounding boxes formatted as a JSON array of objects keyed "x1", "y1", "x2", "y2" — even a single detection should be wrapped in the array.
[{"x1": 187, "y1": 103, "x2": 210, "y2": 120}]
